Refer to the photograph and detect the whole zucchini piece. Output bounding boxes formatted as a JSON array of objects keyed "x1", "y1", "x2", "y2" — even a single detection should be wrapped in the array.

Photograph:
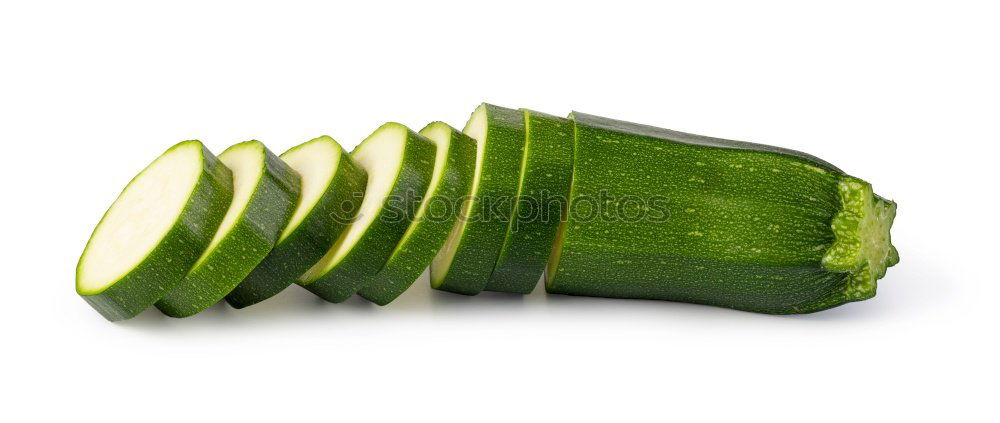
[{"x1": 545, "y1": 112, "x2": 898, "y2": 314}]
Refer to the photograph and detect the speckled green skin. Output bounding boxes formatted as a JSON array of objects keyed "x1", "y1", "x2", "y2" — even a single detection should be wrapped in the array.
[
  {"x1": 486, "y1": 110, "x2": 574, "y2": 294},
  {"x1": 299, "y1": 124, "x2": 436, "y2": 303},
  {"x1": 154, "y1": 141, "x2": 301, "y2": 317},
  {"x1": 357, "y1": 123, "x2": 477, "y2": 305},
  {"x1": 225, "y1": 137, "x2": 366, "y2": 308},
  {"x1": 430, "y1": 104, "x2": 526, "y2": 295},
  {"x1": 77, "y1": 141, "x2": 233, "y2": 321},
  {"x1": 545, "y1": 112, "x2": 898, "y2": 314}
]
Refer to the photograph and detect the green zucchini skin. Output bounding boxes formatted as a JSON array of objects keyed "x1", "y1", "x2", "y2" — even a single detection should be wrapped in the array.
[
  {"x1": 78, "y1": 141, "x2": 233, "y2": 321},
  {"x1": 485, "y1": 110, "x2": 574, "y2": 293},
  {"x1": 225, "y1": 137, "x2": 367, "y2": 309},
  {"x1": 299, "y1": 123, "x2": 437, "y2": 303},
  {"x1": 545, "y1": 112, "x2": 898, "y2": 314},
  {"x1": 154, "y1": 141, "x2": 301, "y2": 317},
  {"x1": 430, "y1": 104, "x2": 526, "y2": 295},
  {"x1": 357, "y1": 122, "x2": 477, "y2": 305}
]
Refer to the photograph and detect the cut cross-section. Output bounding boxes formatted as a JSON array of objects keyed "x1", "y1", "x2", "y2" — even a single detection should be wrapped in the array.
[
  {"x1": 155, "y1": 141, "x2": 300, "y2": 317},
  {"x1": 225, "y1": 136, "x2": 367, "y2": 308},
  {"x1": 76, "y1": 141, "x2": 233, "y2": 321},
  {"x1": 430, "y1": 104, "x2": 526, "y2": 295},
  {"x1": 357, "y1": 122, "x2": 477, "y2": 305},
  {"x1": 298, "y1": 123, "x2": 436, "y2": 303}
]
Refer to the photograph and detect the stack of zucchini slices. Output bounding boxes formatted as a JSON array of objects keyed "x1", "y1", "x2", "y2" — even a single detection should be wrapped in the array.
[{"x1": 77, "y1": 104, "x2": 898, "y2": 320}]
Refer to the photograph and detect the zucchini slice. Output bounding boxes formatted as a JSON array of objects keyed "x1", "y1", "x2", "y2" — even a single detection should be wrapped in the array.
[
  {"x1": 154, "y1": 141, "x2": 300, "y2": 317},
  {"x1": 356, "y1": 122, "x2": 477, "y2": 305},
  {"x1": 224, "y1": 136, "x2": 366, "y2": 308},
  {"x1": 429, "y1": 104, "x2": 526, "y2": 295},
  {"x1": 545, "y1": 112, "x2": 898, "y2": 314},
  {"x1": 76, "y1": 141, "x2": 233, "y2": 321},
  {"x1": 298, "y1": 123, "x2": 436, "y2": 303},
  {"x1": 485, "y1": 110, "x2": 574, "y2": 293}
]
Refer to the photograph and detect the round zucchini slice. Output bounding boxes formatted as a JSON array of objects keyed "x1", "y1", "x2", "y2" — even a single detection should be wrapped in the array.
[
  {"x1": 154, "y1": 141, "x2": 301, "y2": 317},
  {"x1": 356, "y1": 122, "x2": 477, "y2": 305},
  {"x1": 298, "y1": 123, "x2": 436, "y2": 303},
  {"x1": 224, "y1": 136, "x2": 367, "y2": 309},
  {"x1": 429, "y1": 104, "x2": 526, "y2": 295},
  {"x1": 485, "y1": 109, "x2": 574, "y2": 293},
  {"x1": 76, "y1": 141, "x2": 233, "y2": 321}
]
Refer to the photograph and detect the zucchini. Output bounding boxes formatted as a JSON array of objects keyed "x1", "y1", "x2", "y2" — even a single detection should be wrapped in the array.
[
  {"x1": 76, "y1": 141, "x2": 233, "y2": 321},
  {"x1": 357, "y1": 122, "x2": 477, "y2": 305},
  {"x1": 224, "y1": 136, "x2": 366, "y2": 308},
  {"x1": 298, "y1": 123, "x2": 436, "y2": 302},
  {"x1": 154, "y1": 141, "x2": 300, "y2": 317},
  {"x1": 76, "y1": 104, "x2": 900, "y2": 318},
  {"x1": 485, "y1": 109, "x2": 574, "y2": 293},
  {"x1": 430, "y1": 104, "x2": 526, "y2": 295},
  {"x1": 545, "y1": 112, "x2": 898, "y2": 314}
]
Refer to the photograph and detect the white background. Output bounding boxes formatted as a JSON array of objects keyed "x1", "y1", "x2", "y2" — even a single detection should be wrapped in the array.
[{"x1": 1, "y1": 1, "x2": 996, "y2": 421}]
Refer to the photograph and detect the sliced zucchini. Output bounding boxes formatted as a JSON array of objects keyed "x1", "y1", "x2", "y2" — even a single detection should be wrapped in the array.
[
  {"x1": 154, "y1": 141, "x2": 300, "y2": 317},
  {"x1": 76, "y1": 141, "x2": 233, "y2": 321},
  {"x1": 545, "y1": 112, "x2": 898, "y2": 314},
  {"x1": 429, "y1": 104, "x2": 526, "y2": 295},
  {"x1": 485, "y1": 109, "x2": 574, "y2": 293},
  {"x1": 298, "y1": 123, "x2": 436, "y2": 302},
  {"x1": 356, "y1": 122, "x2": 477, "y2": 305},
  {"x1": 224, "y1": 136, "x2": 366, "y2": 308}
]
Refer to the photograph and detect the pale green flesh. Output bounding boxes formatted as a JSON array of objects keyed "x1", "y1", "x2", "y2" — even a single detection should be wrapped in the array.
[
  {"x1": 356, "y1": 122, "x2": 474, "y2": 304},
  {"x1": 544, "y1": 204, "x2": 570, "y2": 288},
  {"x1": 192, "y1": 142, "x2": 265, "y2": 268},
  {"x1": 279, "y1": 136, "x2": 340, "y2": 242},
  {"x1": 430, "y1": 106, "x2": 486, "y2": 287},
  {"x1": 223, "y1": 135, "x2": 357, "y2": 309},
  {"x1": 820, "y1": 177, "x2": 899, "y2": 300},
  {"x1": 77, "y1": 142, "x2": 204, "y2": 294},
  {"x1": 406, "y1": 124, "x2": 450, "y2": 233},
  {"x1": 299, "y1": 125, "x2": 407, "y2": 282}
]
